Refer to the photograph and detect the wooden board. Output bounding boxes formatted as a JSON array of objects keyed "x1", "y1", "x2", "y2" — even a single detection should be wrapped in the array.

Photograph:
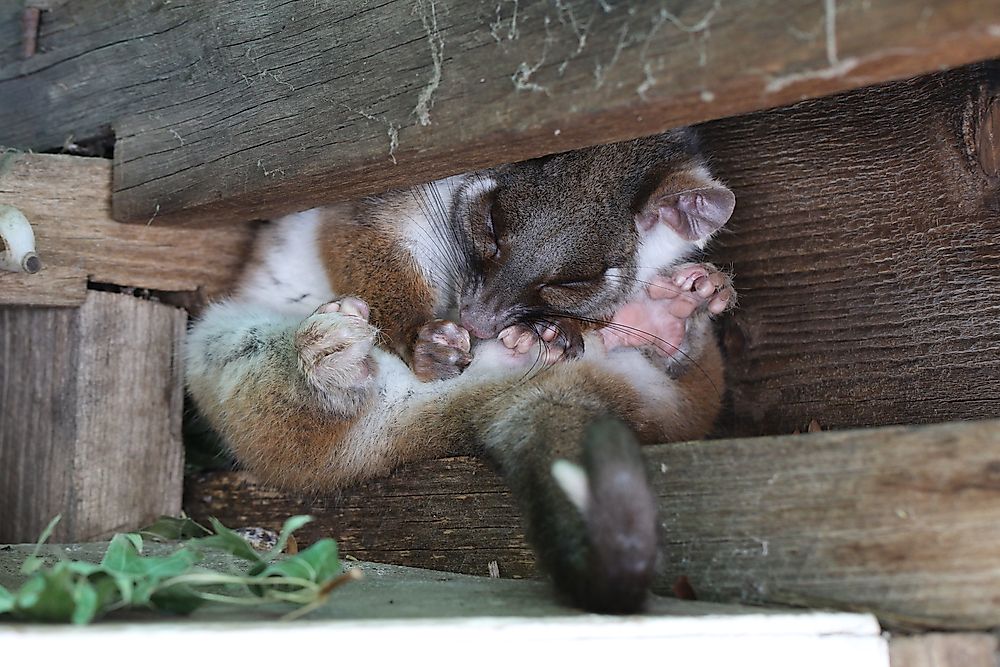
[
  {"x1": 0, "y1": 548, "x2": 888, "y2": 667},
  {"x1": 0, "y1": 291, "x2": 186, "y2": 542},
  {"x1": 0, "y1": 153, "x2": 256, "y2": 306},
  {"x1": 703, "y1": 61, "x2": 1000, "y2": 435},
  {"x1": 186, "y1": 458, "x2": 536, "y2": 579},
  {"x1": 0, "y1": 1, "x2": 997, "y2": 224},
  {"x1": 890, "y1": 634, "x2": 998, "y2": 667},
  {"x1": 187, "y1": 419, "x2": 1000, "y2": 630}
]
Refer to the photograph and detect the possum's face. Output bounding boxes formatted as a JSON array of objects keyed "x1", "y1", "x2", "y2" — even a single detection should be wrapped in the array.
[{"x1": 453, "y1": 133, "x2": 735, "y2": 342}]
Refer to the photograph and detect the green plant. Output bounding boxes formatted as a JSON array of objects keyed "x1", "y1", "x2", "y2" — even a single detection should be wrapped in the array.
[{"x1": 0, "y1": 515, "x2": 357, "y2": 624}]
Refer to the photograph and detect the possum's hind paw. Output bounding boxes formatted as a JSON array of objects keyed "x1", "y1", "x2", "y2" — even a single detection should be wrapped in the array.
[
  {"x1": 295, "y1": 297, "x2": 377, "y2": 415},
  {"x1": 659, "y1": 262, "x2": 734, "y2": 318},
  {"x1": 600, "y1": 263, "x2": 734, "y2": 359}
]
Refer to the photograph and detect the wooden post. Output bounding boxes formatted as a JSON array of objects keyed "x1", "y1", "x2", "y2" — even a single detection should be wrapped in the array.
[{"x1": 0, "y1": 291, "x2": 185, "y2": 542}]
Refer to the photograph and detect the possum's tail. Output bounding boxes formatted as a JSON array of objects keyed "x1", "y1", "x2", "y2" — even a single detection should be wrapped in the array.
[{"x1": 481, "y1": 401, "x2": 658, "y2": 613}]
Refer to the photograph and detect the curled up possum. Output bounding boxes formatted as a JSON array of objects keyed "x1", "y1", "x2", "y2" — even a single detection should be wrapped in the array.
[{"x1": 186, "y1": 128, "x2": 736, "y2": 613}]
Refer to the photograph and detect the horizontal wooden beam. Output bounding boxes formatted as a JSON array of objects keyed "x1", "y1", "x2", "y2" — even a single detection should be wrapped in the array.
[
  {"x1": 1, "y1": 1, "x2": 998, "y2": 224},
  {"x1": 0, "y1": 154, "x2": 256, "y2": 306},
  {"x1": 186, "y1": 419, "x2": 1000, "y2": 630}
]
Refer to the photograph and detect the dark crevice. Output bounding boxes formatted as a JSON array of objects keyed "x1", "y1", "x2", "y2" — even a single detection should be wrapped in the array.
[{"x1": 40, "y1": 126, "x2": 116, "y2": 158}]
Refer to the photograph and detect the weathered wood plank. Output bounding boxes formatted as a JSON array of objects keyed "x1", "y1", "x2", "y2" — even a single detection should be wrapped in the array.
[
  {"x1": 0, "y1": 291, "x2": 186, "y2": 542},
  {"x1": 0, "y1": 154, "x2": 256, "y2": 305},
  {"x1": 0, "y1": 1, "x2": 997, "y2": 224},
  {"x1": 186, "y1": 458, "x2": 536, "y2": 579},
  {"x1": 0, "y1": 265, "x2": 87, "y2": 307},
  {"x1": 703, "y1": 61, "x2": 1000, "y2": 435},
  {"x1": 0, "y1": 305, "x2": 79, "y2": 541},
  {"x1": 186, "y1": 419, "x2": 1000, "y2": 629},
  {"x1": 0, "y1": 548, "x2": 888, "y2": 666},
  {"x1": 889, "y1": 634, "x2": 998, "y2": 667}
]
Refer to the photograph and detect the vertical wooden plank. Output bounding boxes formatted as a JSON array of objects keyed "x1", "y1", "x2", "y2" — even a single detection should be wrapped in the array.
[
  {"x1": 890, "y1": 633, "x2": 998, "y2": 667},
  {"x1": 0, "y1": 306, "x2": 79, "y2": 542},
  {"x1": 72, "y1": 292, "x2": 186, "y2": 538},
  {"x1": 0, "y1": 291, "x2": 186, "y2": 542}
]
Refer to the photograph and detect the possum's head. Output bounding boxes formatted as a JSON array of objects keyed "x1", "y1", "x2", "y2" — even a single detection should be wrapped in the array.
[{"x1": 453, "y1": 130, "x2": 734, "y2": 343}]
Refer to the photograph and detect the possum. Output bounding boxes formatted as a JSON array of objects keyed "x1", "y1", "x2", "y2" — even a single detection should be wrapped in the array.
[{"x1": 185, "y1": 128, "x2": 736, "y2": 613}]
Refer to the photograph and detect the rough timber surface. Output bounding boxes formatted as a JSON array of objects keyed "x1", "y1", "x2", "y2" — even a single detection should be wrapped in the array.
[
  {"x1": 187, "y1": 419, "x2": 1000, "y2": 630},
  {"x1": 889, "y1": 633, "x2": 999, "y2": 667},
  {"x1": 0, "y1": 154, "x2": 256, "y2": 306},
  {"x1": 0, "y1": 1, "x2": 998, "y2": 223},
  {"x1": 0, "y1": 546, "x2": 888, "y2": 667},
  {"x1": 703, "y1": 62, "x2": 1000, "y2": 435},
  {"x1": 0, "y1": 291, "x2": 186, "y2": 542}
]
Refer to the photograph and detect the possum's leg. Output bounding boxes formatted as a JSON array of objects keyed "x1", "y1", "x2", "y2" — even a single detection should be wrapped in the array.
[{"x1": 186, "y1": 296, "x2": 416, "y2": 489}]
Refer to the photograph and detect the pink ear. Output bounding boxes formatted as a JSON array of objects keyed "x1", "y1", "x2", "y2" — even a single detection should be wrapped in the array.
[{"x1": 639, "y1": 186, "x2": 735, "y2": 241}]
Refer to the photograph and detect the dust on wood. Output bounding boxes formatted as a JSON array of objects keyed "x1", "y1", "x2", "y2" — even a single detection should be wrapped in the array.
[
  {"x1": 0, "y1": 1, "x2": 997, "y2": 223},
  {"x1": 0, "y1": 154, "x2": 256, "y2": 306}
]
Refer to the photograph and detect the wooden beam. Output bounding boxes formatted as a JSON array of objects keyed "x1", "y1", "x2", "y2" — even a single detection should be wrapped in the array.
[
  {"x1": 889, "y1": 634, "x2": 998, "y2": 667},
  {"x1": 703, "y1": 61, "x2": 1000, "y2": 436},
  {"x1": 186, "y1": 419, "x2": 1000, "y2": 630},
  {"x1": 0, "y1": 2, "x2": 997, "y2": 224},
  {"x1": 0, "y1": 291, "x2": 186, "y2": 542},
  {"x1": 0, "y1": 154, "x2": 256, "y2": 306}
]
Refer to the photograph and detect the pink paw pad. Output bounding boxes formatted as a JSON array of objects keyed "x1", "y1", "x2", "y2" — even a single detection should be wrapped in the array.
[
  {"x1": 498, "y1": 323, "x2": 569, "y2": 365},
  {"x1": 652, "y1": 264, "x2": 734, "y2": 317},
  {"x1": 413, "y1": 320, "x2": 473, "y2": 382},
  {"x1": 315, "y1": 296, "x2": 370, "y2": 321},
  {"x1": 600, "y1": 263, "x2": 733, "y2": 358}
]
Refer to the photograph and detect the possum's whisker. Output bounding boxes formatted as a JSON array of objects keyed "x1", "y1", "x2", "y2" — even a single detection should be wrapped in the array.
[{"x1": 540, "y1": 310, "x2": 723, "y2": 398}]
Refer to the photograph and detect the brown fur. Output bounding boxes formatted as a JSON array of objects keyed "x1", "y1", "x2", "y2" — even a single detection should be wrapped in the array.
[{"x1": 317, "y1": 203, "x2": 435, "y2": 363}]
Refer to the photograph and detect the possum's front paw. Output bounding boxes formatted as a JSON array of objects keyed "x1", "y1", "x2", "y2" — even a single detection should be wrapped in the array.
[
  {"x1": 413, "y1": 320, "x2": 472, "y2": 381},
  {"x1": 495, "y1": 322, "x2": 575, "y2": 366},
  {"x1": 295, "y1": 297, "x2": 377, "y2": 415},
  {"x1": 600, "y1": 263, "x2": 734, "y2": 358}
]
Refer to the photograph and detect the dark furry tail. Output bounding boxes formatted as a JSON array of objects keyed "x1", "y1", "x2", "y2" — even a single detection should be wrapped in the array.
[{"x1": 483, "y1": 410, "x2": 658, "y2": 613}]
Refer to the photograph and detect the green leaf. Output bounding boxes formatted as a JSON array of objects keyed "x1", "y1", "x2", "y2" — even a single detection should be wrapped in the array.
[
  {"x1": 189, "y1": 518, "x2": 265, "y2": 566},
  {"x1": 33, "y1": 515, "x2": 61, "y2": 552},
  {"x1": 1, "y1": 513, "x2": 339, "y2": 623},
  {"x1": 149, "y1": 584, "x2": 206, "y2": 615},
  {"x1": 100, "y1": 533, "x2": 144, "y2": 573},
  {"x1": 0, "y1": 585, "x2": 14, "y2": 614},
  {"x1": 141, "y1": 515, "x2": 211, "y2": 541},
  {"x1": 15, "y1": 567, "x2": 78, "y2": 622},
  {"x1": 70, "y1": 581, "x2": 99, "y2": 625},
  {"x1": 262, "y1": 515, "x2": 313, "y2": 563},
  {"x1": 259, "y1": 539, "x2": 340, "y2": 585}
]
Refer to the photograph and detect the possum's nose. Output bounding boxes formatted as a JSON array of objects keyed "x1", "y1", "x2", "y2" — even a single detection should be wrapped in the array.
[{"x1": 460, "y1": 305, "x2": 500, "y2": 339}]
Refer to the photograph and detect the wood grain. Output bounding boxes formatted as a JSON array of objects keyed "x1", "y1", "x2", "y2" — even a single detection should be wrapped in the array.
[
  {"x1": 0, "y1": 154, "x2": 256, "y2": 306},
  {"x1": 0, "y1": 305, "x2": 79, "y2": 541},
  {"x1": 187, "y1": 419, "x2": 1000, "y2": 629},
  {"x1": 185, "y1": 458, "x2": 537, "y2": 579},
  {"x1": 890, "y1": 634, "x2": 998, "y2": 667},
  {"x1": 0, "y1": 291, "x2": 186, "y2": 542},
  {"x1": 0, "y1": 1, "x2": 997, "y2": 224},
  {"x1": 71, "y1": 291, "x2": 186, "y2": 538},
  {"x1": 703, "y1": 62, "x2": 1000, "y2": 436}
]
